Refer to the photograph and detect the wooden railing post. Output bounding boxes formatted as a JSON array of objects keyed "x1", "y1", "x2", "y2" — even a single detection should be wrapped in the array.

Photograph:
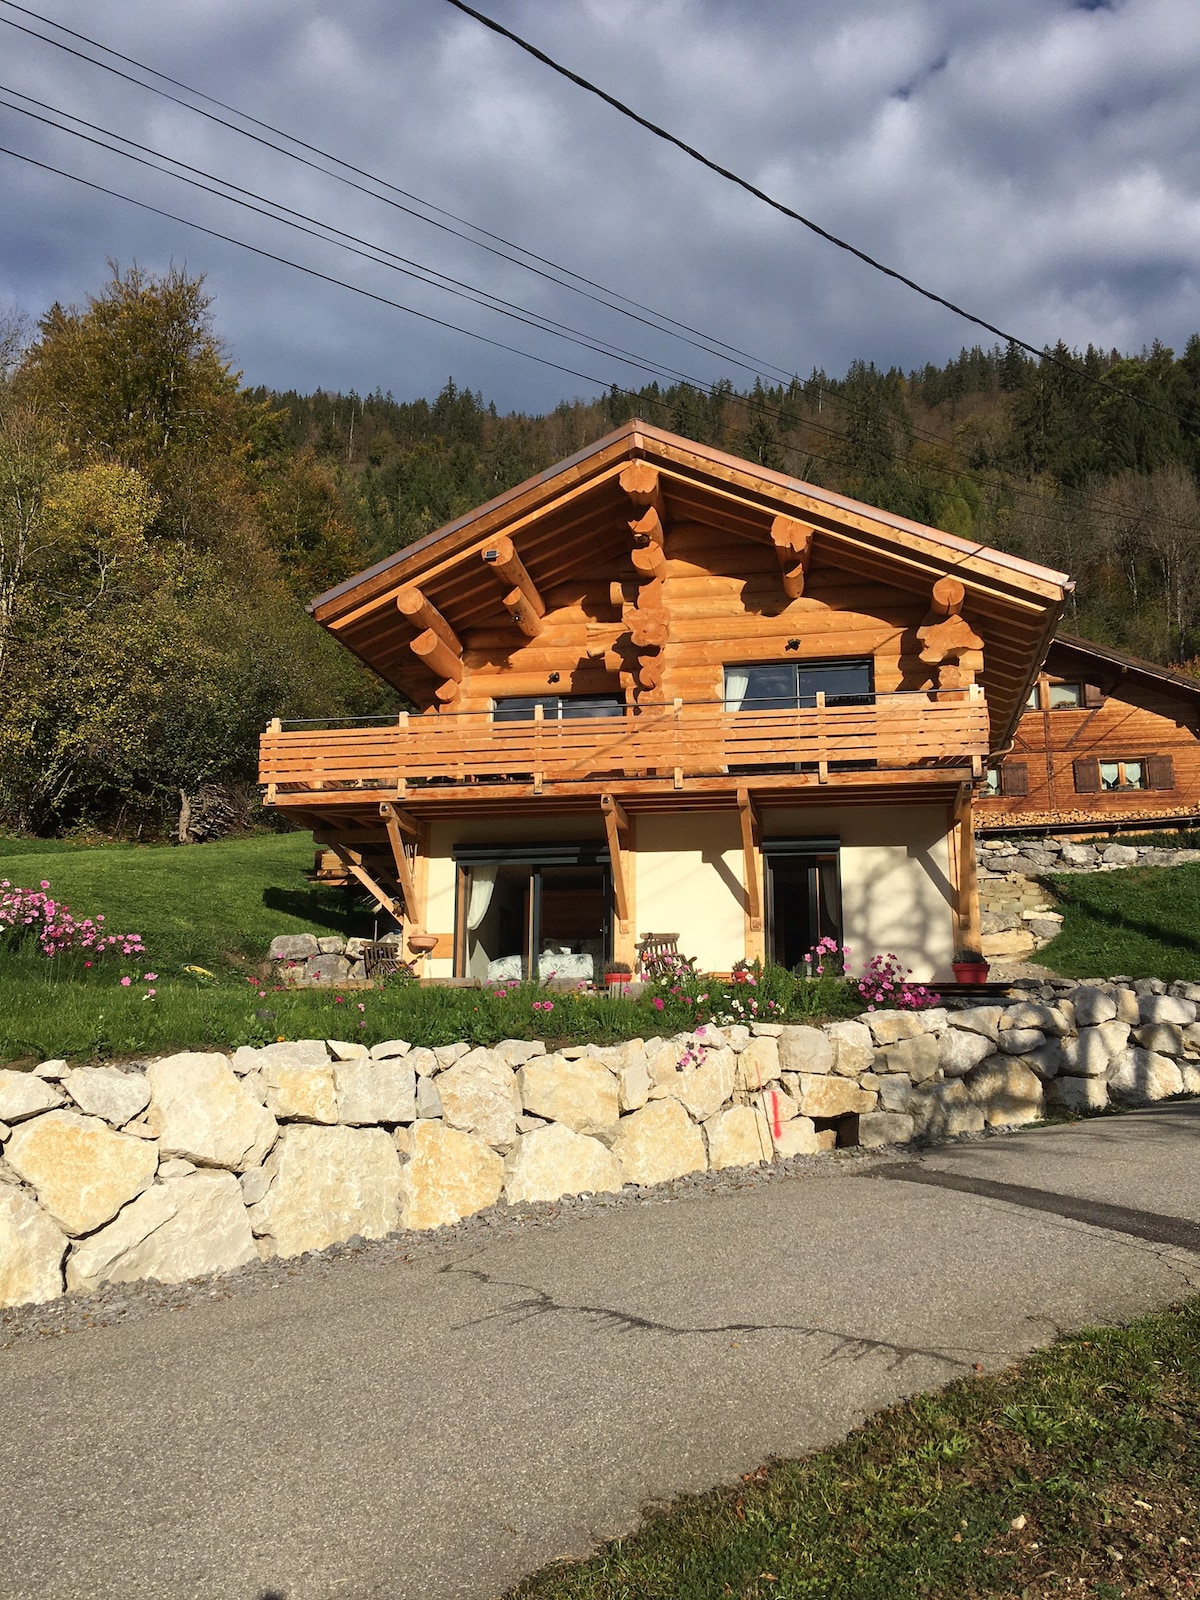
[
  {"x1": 816, "y1": 691, "x2": 829, "y2": 783},
  {"x1": 533, "y1": 700, "x2": 545, "y2": 793}
]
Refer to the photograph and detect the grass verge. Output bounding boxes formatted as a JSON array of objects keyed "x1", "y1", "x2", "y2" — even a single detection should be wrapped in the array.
[
  {"x1": 1037, "y1": 862, "x2": 1200, "y2": 981},
  {"x1": 510, "y1": 1297, "x2": 1200, "y2": 1600}
]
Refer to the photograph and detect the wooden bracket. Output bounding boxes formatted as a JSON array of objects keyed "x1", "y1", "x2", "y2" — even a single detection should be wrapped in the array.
[
  {"x1": 482, "y1": 536, "x2": 545, "y2": 632},
  {"x1": 618, "y1": 460, "x2": 664, "y2": 518},
  {"x1": 600, "y1": 792, "x2": 631, "y2": 932},
  {"x1": 736, "y1": 787, "x2": 763, "y2": 932},
  {"x1": 328, "y1": 843, "x2": 402, "y2": 922},
  {"x1": 379, "y1": 802, "x2": 418, "y2": 921},
  {"x1": 396, "y1": 587, "x2": 461, "y2": 656},
  {"x1": 770, "y1": 515, "x2": 813, "y2": 600}
]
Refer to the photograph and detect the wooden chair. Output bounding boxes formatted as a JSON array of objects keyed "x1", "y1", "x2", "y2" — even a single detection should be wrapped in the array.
[{"x1": 635, "y1": 932, "x2": 680, "y2": 978}]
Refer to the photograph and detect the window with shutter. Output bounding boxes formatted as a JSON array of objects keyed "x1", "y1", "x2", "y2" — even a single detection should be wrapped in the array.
[
  {"x1": 1146, "y1": 755, "x2": 1175, "y2": 791},
  {"x1": 1000, "y1": 762, "x2": 1029, "y2": 797},
  {"x1": 1083, "y1": 683, "x2": 1104, "y2": 708},
  {"x1": 1073, "y1": 758, "x2": 1101, "y2": 793}
]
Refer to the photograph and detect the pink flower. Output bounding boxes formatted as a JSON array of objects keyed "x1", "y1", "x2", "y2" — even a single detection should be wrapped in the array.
[
  {"x1": 357, "y1": 1003, "x2": 365, "y2": 1013},
  {"x1": 144, "y1": 972, "x2": 157, "y2": 981},
  {"x1": 120, "y1": 976, "x2": 132, "y2": 987},
  {"x1": 652, "y1": 996, "x2": 665, "y2": 1011},
  {"x1": 84, "y1": 961, "x2": 92, "y2": 968}
]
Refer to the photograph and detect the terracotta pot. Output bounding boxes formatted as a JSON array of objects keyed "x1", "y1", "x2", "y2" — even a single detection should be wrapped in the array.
[
  {"x1": 407, "y1": 932, "x2": 439, "y2": 955},
  {"x1": 952, "y1": 961, "x2": 989, "y2": 983},
  {"x1": 605, "y1": 973, "x2": 630, "y2": 989}
]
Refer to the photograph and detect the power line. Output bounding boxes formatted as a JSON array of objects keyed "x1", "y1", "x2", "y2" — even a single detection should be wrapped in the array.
[{"x1": 442, "y1": 0, "x2": 1197, "y2": 435}]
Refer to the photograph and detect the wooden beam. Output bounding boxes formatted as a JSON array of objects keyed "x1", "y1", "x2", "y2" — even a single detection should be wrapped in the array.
[
  {"x1": 328, "y1": 843, "x2": 402, "y2": 921},
  {"x1": 737, "y1": 787, "x2": 763, "y2": 933},
  {"x1": 770, "y1": 515, "x2": 813, "y2": 599},
  {"x1": 503, "y1": 585, "x2": 544, "y2": 639},
  {"x1": 931, "y1": 576, "x2": 966, "y2": 617},
  {"x1": 396, "y1": 587, "x2": 461, "y2": 655},
  {"x1": 379, "y1": 802, "x2": 417, "y2": 921},
  {"x1": 630, "y1": 542, "x2": 666, "y2": 580},
  {"x1": 481, "y1": 535, "x2": 545, "y2": 620},
  {"x1": 411, "y1": 627, "x2": 463, "y2": 683},
  {"x1": 629, "y1": 505, "x2": 664, "y2": 548},
  {"x1": 618, "y1": 460, "x2": 663, "y2": 516}
]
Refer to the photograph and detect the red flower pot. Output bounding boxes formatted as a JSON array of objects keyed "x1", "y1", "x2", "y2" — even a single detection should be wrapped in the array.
[{"x1": 952, "y1": 961, "x2": 989, "y2": 983}]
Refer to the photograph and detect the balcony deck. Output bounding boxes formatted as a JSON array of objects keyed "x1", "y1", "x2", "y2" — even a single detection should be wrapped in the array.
[{"x1": 260, "y1": 689, "x2": 989, "y2": 810}]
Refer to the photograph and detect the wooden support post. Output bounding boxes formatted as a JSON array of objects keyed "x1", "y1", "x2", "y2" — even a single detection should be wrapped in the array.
[
  {"x1": 379, "y1": 802, "x2": 417, "y2": 922},
  {"x1": 736, "y1": 787, "x2": 763, "y2": 934},
  {"x1": 481, "y1": 535, "x2": 545, "y2": 622},
  {"x1": 600, "y1": 791, "x2": 632, "y2": 940},
  {"x1": 328, "y1": 844, "x2": 402, "y2": 922},
  {"x1": 396, "y1": 587, "x2": 461, "y2": 656},
  {"x1": 770, "y1": 515, "x2": 813, "y2": 599},
  {"x1": 955, "y1": 789, "x2": 982, "y2": 954}
]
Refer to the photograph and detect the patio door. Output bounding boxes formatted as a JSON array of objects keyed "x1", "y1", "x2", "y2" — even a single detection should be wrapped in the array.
[
  {"x1": 763, "y1": 838, "x2": 842, "y2": 973},
  {"x1": 455, "y1": 844, "x2": 611, "y2": 983}
]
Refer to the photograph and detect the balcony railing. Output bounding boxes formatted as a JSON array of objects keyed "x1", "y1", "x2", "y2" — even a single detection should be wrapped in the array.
[{"x1": 260, "y1": 687, "x2": 989, "y2": 799}]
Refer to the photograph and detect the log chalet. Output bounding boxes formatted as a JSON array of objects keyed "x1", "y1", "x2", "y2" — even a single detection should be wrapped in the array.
[
  {"x1": 259, "y1": 422, "x2": 1071, "y2": 982},
  {"x1": 978, "y1": 634, "x2": 1200, "y2": 831}
]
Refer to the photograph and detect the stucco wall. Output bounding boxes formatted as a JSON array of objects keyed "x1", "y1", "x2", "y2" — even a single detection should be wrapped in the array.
[{"x1": 421, "y1": 802, "x2": 955, "y2": 982}]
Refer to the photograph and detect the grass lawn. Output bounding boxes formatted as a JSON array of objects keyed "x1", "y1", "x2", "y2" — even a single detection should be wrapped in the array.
[
  {"x1": 510, "y1": 1297, "x2": 1200, "y2": 1600},
  {"x1": 1037, "y1": 862, "x2": 1200, "y2": 981}
]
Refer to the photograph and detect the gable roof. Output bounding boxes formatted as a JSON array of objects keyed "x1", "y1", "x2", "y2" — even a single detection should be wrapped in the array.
[
  {"x1": 309, "y1": 419, "x2": 1073, "y2": 743},
  {"x1": 1045, "y1": 634, "x2": 1200, "y2": 703}
]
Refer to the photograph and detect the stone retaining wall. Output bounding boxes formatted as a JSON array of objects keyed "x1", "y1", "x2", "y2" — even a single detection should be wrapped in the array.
[{"x1": 3, "y1": 981, "x2": 1197, "y2": 1310}]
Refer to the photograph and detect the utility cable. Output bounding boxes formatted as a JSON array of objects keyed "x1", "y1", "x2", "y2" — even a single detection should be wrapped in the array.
[{"x1": 443, "y1": 0, "x2": 1197, "y2": 434}]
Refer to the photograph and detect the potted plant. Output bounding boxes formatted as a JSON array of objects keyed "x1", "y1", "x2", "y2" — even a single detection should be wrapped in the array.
[
  {"x1": 730, "y1": 958, "x2": 757, "y2": 986},
  {"x1": 952, "y1": 948, "x2": 989, "y2": 983},
  {"x1": 604, "y1": 959, "x2": 632, "y2": 989}
]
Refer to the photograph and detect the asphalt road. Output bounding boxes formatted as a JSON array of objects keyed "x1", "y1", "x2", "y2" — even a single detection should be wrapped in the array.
[{"x1": 3, "y1": 1103, "x2": 1198, "y2": 1600}]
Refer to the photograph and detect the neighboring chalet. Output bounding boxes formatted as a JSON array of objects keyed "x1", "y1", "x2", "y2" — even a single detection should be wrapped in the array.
[
  {"x1": 978, "y1": 634, "x2": 1200, "y2": 831},
  {"x1": 259, "y1": 422, "x2": 1071, "y2": 982}
]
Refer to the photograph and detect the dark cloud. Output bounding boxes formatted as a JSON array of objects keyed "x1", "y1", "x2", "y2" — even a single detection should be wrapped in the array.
[{"x1": 1, "y1": 0, "x2": 1197, "y2": 411}]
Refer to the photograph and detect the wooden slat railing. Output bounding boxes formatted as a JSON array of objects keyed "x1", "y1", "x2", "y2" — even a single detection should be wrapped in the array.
[{"x1": 260, "y1": 688, "x2": 989, "y2": 797}]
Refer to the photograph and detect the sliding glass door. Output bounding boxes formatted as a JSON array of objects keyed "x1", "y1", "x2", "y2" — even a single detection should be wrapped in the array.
[
  {"x1": 456, "y1": 845, "x2": 611, "y2": 983},
  {"x1": 763, "y1": 839, "x2": 842, "y2": 973}
]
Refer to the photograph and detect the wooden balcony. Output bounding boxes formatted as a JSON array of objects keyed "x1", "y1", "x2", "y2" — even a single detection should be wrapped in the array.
[{"x1": 261, "y1": 688, "x2": 989, "y2": 808}]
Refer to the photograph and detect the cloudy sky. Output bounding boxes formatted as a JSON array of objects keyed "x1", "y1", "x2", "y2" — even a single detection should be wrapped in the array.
[{"x1": 2, "y1": 0, "x2": 1199, "y2": 413}]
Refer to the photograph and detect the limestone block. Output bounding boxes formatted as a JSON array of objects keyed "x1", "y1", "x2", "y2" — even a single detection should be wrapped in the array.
[
  {"x1": 793, "y1": 1074, "x2": 874, "y2": 1118},
  {"x1": 333, "y1": 1059, "x2": 417, "y2": 1125},
  {"x1": 416, "y1": 1076, "x2": 443, "y2": 1119},
  {"x1": 617, "y1": 1052, "x2": 651, "y2": 1112},
  {"x1": 397, "y1": 1122, "x2": 503, "y2": 1230},
  {"x1": 856, "y1": 1112, "x2": 915, "y2": 1148},
  {"x1": 749, "y1": 1023, "x2": 783, "y2": 1037},
  {"x1": 1180, "y1": 1063, "x2": 1200, "y2": 1094},
  {"x1": 1133, "y1": 1023, "x2": 1186, "y2": 1056},
  {"x1": 670, "y1": 1048, "x2": 736, "y2": 1120},
  {"x1": 158, "y1": 1158, "x2": 195, "y2": 1178},
  {"x1": 1046, "y1": 1075, "x2": 1109, "y2": 1114},
  {"x1": 4, "y1": 1111, "x2": 158, "y2": 1235},
  {"x1": 747, "y1": 1085, "x2": 799, "y2": 1125},
  {"x1": 776, "y1": 1026, "x2": 832, "y2": 1074},
  {"x1": 146, "y1": 1054, "x2": 278, "y2": 1171},
  {"x1": 1021, "y1": 1041, "x2": 1064, "y2": 1081},
  {"x1": 435, "y1": 1051, "x2": 520, "y2": 1147},
  {"x1": 0, "y1": 1188, "x2": 68, "y2": 1307},
  {"x1": 814, "y1": 1130, "x2": 839, "y2": 1152},
  {"x1": 884, "y1": 1033, "x2": 941, "y2": 1083},
  {"x1": 734, "y1": 1035, "x2": 783, "y2": 1088},
  {"x1": 495, "y1": 1039, "x2": 547, "y2": 1067},
  {"x1": 434, "y1": 1042, "x2": 470, "y2": 1069},
  {"x1": 1116, "y1": 990, "x2": 1141, "y2": 1025},
  {"x1": 1138, "y1": 995, "x2": 1197, "y2": 1026},
  {"x1": 235, "y1": 1040, "x2": 331, "y2": 1073},
  {"x1": 33, "y1": 1059, "x2": 69, "y2": 1080},
  {"x1": 408, "y1": 1048, "x2": 440, "y2": 1078},
  {"x1": 327, "y1": 1039, "x2": 369, "y2": 1061},
  {"x1": 938, "y1": 1028, "x2": 993, "y2": 1078},
  {"x1": 1002, "y1": 1003, "x2": 1068, "y2": 1036},
  {"x1": 864, "y1": 1011, "x2": 928, "y2": 1046},
  {"x1": 0, "y1": 1071, "x2": 65, "y2": 1124},
  {"x1": 262, "y1": 1062, "x2": 338, "y2": 1124},
  {"x1": 704, "y1": 1105, "x2": 772, "y2": 1171},
  {"x1": 66, "y1": 1171, "x2": 258, "y2": 1293},
  {"x1": 825, "y1": 1020, "x2": 874, "y2": 1077},
  {"x1": 239, "y1": 1071, "x2": 268, "y2": 1106},
  {"x1": 948, "y1": 1006, "x2": 1004, "y2": 1041},
  {"x1": 1108, "y1": 1049, "x2": 1185, "y2": 1106},
  {"x1": 1061, "y1": 1021, "x2": 1129, "y2": 1077},
  {"x1": 771, "y1": 1118, "x2": 821, "y2": 1157},
  {"x1": 304, "y1": 954, "x2": 351, "y2": 986},
  {"x1": 908, "y1": 1079, "x2": 985, "y2": 1140},
  {"x1": 997, "y1": 1028, "x2": 1047, "y2": 1056},
  {"x1": 317, "y1": 936, "x2": 347, "y2": 955},
  {"x1": 62, "y1": 1067, "x2": 152, "y2": 1127},
  {"x1": 268, "y1": 933, "x2": 320, "y2": 960},
  {"x1": 878, "y1": 1075, "x2": 913, "y2": 1113},
  {"x1": 503, "y1": 1123, "x2": 623, "y2": 1204},
  {"x1": 982, "y1": 929, "x2": 1037, "y2": 958},
  {"x1": 370, "y1": 1039, "x2": 412, "y2": 1061},
  {"x1": 725, "y1": 1026, "x2": 751, "y2": 1052},
  {"x1": 1103, "y1": 844, "x2": 1139, "y2": 866},
  {"x1": 610, "y1": 1099, "x2": 707, "y2": 1186},
  {"x1": 239, "y1": 1167, "x2": 271, "y2": 1205},
  {"x1": 965, "y1": 1058, "x2": 1044, "y2": 1127},
  {"x1": 249, "y1": 1125, "x2": 402, "y2": 1255},
  {"x1": 517, "y1": 1054, "x2": 620, "y2": 1135}
]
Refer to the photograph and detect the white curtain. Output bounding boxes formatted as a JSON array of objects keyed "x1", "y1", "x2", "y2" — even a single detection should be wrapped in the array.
[
  {"x1": 724, "y1": 668, "x2": 750, "y2": 712},
  {"x1": 466, "y1": 864, "x2": 497, "y2": 931}
]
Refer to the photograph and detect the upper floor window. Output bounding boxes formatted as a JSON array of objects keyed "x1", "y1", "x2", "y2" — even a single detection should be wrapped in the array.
[
  {"x1": 1048, "y1": 682, "x2": 1084, "y2": 709},
  {"x1": 1073, "y1": 755, "x2": 1174, "y2": 793},
  {"x1": 494, "y1": 694, "x2": 624, "y2": 722},
  {"x1": 724, "y1": 659, "x2": 873, "y2": 712}
]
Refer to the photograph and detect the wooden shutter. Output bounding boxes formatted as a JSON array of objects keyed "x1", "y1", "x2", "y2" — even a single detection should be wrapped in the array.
[
  {"x1": 1000, "y1": 762, "x2": 1028, "y2": 797},
  {"x1": 1083, "y1": 683, "x2": 1105, "y2": 708},
  {"x1": 1073, "y1": 758, "x2": 1101, "y2": 794},
  {"x1": 1146, "y1": 755, "x2": 1175, "y2": 791}
]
